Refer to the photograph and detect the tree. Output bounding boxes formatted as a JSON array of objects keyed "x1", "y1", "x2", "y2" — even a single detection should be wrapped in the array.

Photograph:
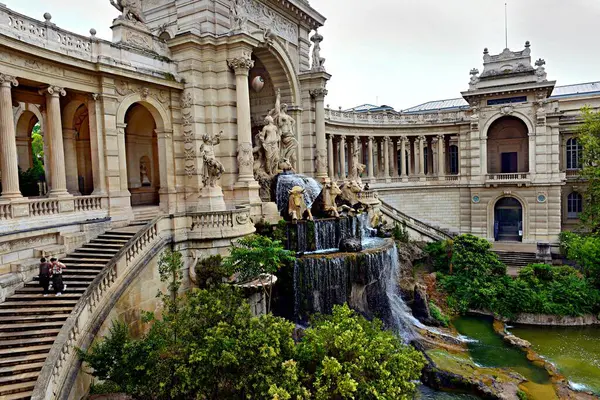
[
  {"x1": 223, "y1": 234, "x2": 295, "y2": 313},
  {"x1": 578, "y1": 107, "x2": 600, "y2": 232}
]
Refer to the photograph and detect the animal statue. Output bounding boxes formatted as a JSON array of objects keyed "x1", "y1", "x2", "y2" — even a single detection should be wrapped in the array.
[
  {"x1": 338, "y1": 180, "x2": 364, "y2": 210},
  {"x1": 288, "y1": 186, "x2": 313, "y2": 222},
  {"x1": 321, "y1": 181, "x2": 342, "y2": 218},
  {"x1": 110, "y1": 0, "x2": 146, "y2": 24}
]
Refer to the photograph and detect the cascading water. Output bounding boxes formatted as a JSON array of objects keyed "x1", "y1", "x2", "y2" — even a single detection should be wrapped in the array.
[{"x1": 274, "y1": 173, "x2": 322, "y2": 214}]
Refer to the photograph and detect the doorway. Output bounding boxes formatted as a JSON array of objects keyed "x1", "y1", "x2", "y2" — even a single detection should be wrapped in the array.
[
  {"x1": 494, "y1": 197, "x2": 523, "y2": 242},
  {"x1": 501, "y1": 152, "x2": 518, "y2": 173}
]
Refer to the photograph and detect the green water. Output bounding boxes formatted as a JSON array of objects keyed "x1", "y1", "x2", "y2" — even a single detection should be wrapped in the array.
[
  {"x1": 415, "y1": 385, "x2": 480, "y2": 399},
  {"x1": 452, "y1": 316, "x2": 550, "y2": 384},
  {"x1": 509, "y1": 324, "x2": 600, "y2": 394}
]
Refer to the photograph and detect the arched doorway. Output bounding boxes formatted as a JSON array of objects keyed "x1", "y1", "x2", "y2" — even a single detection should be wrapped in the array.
[
  {"x1": 15, "y1": 107, "x2": 47, "y2": 197},
  {"x1": 494, "y1": 197, "x2": 523, "y2": 242},
  {"x1": 487, "y1": 116, "x2": 529, "y2": 174},
  {"x1": 124, "y1": 103, "x2": 160, "y2": 206}
]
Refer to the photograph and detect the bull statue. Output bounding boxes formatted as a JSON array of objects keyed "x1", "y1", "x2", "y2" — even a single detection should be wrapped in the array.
[
  {"x1": 321, "y1": 181, "x2": 342, "y2": 218},
  {"x1": 338, "y1": 180, "x2": 363, "y2": 209},
  {"x1": 110, "y1": 0, "x2": 146, "y2": 24},
  {"x1": 288, "y1": 186, "x2": 314, "y2": 222}
]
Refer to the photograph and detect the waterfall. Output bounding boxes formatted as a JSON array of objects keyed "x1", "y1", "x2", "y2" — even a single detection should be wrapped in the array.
[{"x1": 274, "y1": 173, "x2": 323, "y2": 214}]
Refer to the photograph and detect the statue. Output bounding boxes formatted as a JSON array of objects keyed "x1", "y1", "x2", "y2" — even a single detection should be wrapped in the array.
[
  {"x1": 348, "y1": 147, "x2": 365, "y2": 187},
  {"x1": 257, "y1": 115, "x2": 281, "y2": 176},
  {"x1": 229, "y1": 0, "x2": 247, "y2": 31},
  {"x1": 200, "y1": 131, "x2": 224, "y2": 188},
  {"x1": 110, "y1": 0, "x2": 146, "y2": 24},
  {"x1": 140, "y1": 157, "x2": 151, "y2": 186},
  {"x1": 338, "y1": 180, "x2": 364, "y2": 210},
  {"x1": 288, "y1": 186, "x2": 313, "y2": 221},
  {"x1": 268, "y1": 89, "x2": 298, "y2": 171},
  {"x1": 310, "y1": 30, "x2": 326, "y2": 71},
  {"x1": 321, "y1": 181, "x2": 342, "y2": 218}
]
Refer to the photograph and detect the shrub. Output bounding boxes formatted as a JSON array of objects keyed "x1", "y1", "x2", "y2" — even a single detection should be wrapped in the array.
[
  {"x1": 560, "y1": 232, "x2": 600, "y2": 286},
  {"x1": 195, "y1": 255, "x2": 228, "y2": 289},
  {"x1": 428, "y1": 302, "x2": 449, "y2": 327},
  {"x1": 392, "y1": 222, "x2": 410, "y2": 243},
  {"x1": 424, "y1": 240, "x2": 451, "y2": 273}
]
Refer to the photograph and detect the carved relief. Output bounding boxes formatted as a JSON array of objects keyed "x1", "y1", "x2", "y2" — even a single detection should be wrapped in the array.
[
  {"x1": 228, "y1": 0, "x2": 298, "y2": 43},
  {"x1": 180, "y1": 90, "x2": 196, "y2": 177},
  {"x1": 237, "y1": 142, "x2": 254, "y2": 168},
  {"x1": 125, "y1": 30, "x2": 152, "y2": 50},
  {"x1": 114, "y1": 80, "x2": 170, "y2": 104}
]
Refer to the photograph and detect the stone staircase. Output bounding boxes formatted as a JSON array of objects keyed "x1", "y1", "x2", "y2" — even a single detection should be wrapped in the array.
[
  {"x1": 0, "y1": 227, "x2": 139, "y2": 399},
  {"x1": 132, "y1": 206, "x2": 160, "y2": 223},
  {"x1": 493, "y1": 250, "x2": 538, "y2": 276}
]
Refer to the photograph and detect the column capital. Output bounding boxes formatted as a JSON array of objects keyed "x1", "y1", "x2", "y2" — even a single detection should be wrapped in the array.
[
  {"x1": 417, "y1": 135, "x2": 426, "y2": 142},
  {"x1": 437, "y1": 133, "x2": 445, "y2": 140},
  {"x1": 367, "y1": 135, "x2": 374, "y2": 142},
  {"x1": 432, "y1": 136, "x2": 439, "y2": 143},
  {"x1": 40, "y1": 86, "x2": 66, "y2": 97},
  {"x1": 383, "y1": 136, "x2": 390, "y2": 142},
  {"x1": 327, "y1": 133, "x2": 333, "y2": 140},
  {"x1": 309, "y1": 88, "x2": 328, "y2": 100},
  {"x1": 0, "y1": 74, "x2": 18, "y2": 88},
  {"x1": 400, "y1": 136, "x2": 409, "y2": 144},
  {"x1": 227, "y1": 57, "x2": 254, "y2": 75},
  {"x1": 339, "y1": 134, "x2": 346, "y2": 141},
  {"x1": 62, "y1": 128, "x2": 78, "y2": 140}
]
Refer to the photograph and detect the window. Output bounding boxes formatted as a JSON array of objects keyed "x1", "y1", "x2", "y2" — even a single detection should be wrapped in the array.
[
  {"x1": 566, "y1": 138, "x2": 582, "y2": 170},
  {"x1": 567, "y1": 192, "x2": 583, "y2": 219},
  {"x1": 449, "y1": 145, "x2": 459, "y2": 175},
  {"x1": 423, "y1": 147, "x2": 429, "y2": 175}
]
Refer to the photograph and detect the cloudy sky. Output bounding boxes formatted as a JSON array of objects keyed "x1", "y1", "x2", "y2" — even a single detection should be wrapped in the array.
[{"x1": 8, "y1": 0, "x2": 600, "y2": 110}]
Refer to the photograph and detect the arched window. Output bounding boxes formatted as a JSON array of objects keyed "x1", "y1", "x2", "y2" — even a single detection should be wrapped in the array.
[
  {"x1": 566, "y1": 138, "x2": 582, "y2": 170},
  {"x1": 567, "y1": 192, "x2": 583, "y2": 219},
  {"x1": 449, "y1": 145, "x2": 459, "y2": 175}
]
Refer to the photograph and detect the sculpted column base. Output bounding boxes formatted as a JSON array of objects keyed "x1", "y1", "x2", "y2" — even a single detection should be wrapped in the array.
[
  {"x1": 198, "y1": 186, "x2": 226, "y2": 212},
  {"x1": 233, "y1": 181, "x2": 261, "y2": 206}
]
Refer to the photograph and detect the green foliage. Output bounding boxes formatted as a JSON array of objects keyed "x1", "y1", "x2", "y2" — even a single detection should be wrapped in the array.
[
  {"x1": 425, "y1": 240, "x2": 452, "y2": 273},
  {"x1": 578, "y1": 107, "x2": 600, "y2": 232},
  {"x1": 81, "y1": 288, "x2": 425, "y2": 400},
  {"x1": 195, "y1": 254, "x2": 228, "y2": 289},
  {"x1": 428, "y1": 302, "x2": 449, "y2": 327},
  {"x1": 560, "y1": 231, "x2": 600, "y2": 286},
  {"x1": 437, "y1": 234, "x2": 600, "y2": 317},
  {"x1": 392, "y1": 222, "x2": 410, "y2": 243},
  {"x1": 517, "y1": 389, "x2": 529, "y2": 400},
  {"x1": 89, "y1": 381, "x2": 123, "y2": 395},
  {"x1": 157, "y1": 249, "x2": 184, "y2": 313}
]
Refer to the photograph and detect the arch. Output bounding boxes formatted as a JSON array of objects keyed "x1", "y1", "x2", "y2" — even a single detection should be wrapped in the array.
[
  {"x1": 116, "y1": 93, "x2": 170, "y2": 131},
  {"x1": 14, "y1": 103, "x2": 44, "y2": 133},
  {"x1": 62, "y1": 100, "x2": 86, "y2": 129},
  {"x1": 482, "y1": 111, "x2": 534, "y2": 136},
  {"x1": 567, "y1": 191, "x2": 583, "y2": 219},
  {"x1": 486, "y1": 116, "x2": 529, "y2": 174},
  {"x1": 566, "y1": 137, "x2": 582, "y2": 170},
  {"x1": 490, "y1": 195, "x2": 525, "y2": 242}
]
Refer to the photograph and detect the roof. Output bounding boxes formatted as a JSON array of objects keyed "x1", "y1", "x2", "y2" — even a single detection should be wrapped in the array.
[
  {"x1": 344, "y1": 104, "x2": 396, "y2": 113},
  {"x1": 550, "y1": 81, "x2": 600, "y2": 99},
  {"x1": 402, "y1": 98, "x2": 469, "y2": 113}
]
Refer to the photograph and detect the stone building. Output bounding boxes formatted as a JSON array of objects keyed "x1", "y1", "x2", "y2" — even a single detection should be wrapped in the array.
[{"x1": 325, "y1": 44, "x2": 599, "y2": 243}]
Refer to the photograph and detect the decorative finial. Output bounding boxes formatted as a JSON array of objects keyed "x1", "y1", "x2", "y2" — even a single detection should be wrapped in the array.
[
  {"x1": 326, "y1": 104, "x2": 330, "y2": 109},
  {"x1": 339, "y1": 106, "x2": 342, "y2": 111},
  {"x1": 535, "y1": 58, "x2": 546, "y2": 67},
  {"x1": 525, "y1": 41, "x2": 530, "y2": 48},
  {"x1": 90, "y1": 28, "x2": 97, "y2": 37},
  {"x1": 43, "y1": 12, "x2": 52, "y2": 22},
  {"x1": 483, "y1": 48, "x2": 489, "y2": 55},
  {"x1": 470, "y1": 68, "x2": 479, "y2": 76}
]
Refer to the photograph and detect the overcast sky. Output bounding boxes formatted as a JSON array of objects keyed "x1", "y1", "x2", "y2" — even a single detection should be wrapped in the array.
[{"x1": 8, "y1": 0, "x2": 600, "y2": 110}]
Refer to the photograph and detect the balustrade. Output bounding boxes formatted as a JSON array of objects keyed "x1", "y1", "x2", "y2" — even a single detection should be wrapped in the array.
[
  {"x1": 487, "y1": 173, "x2": 529, "y2": 181},
  {"x1": 29, "y1": 199, "x2": 59, "y2": 217},
  {"x1": 74, "y1": 196, "x2": 103, "y2": 212},
  {"x1": 325, "y1": 108, "x2": 467, "y2": 126}
]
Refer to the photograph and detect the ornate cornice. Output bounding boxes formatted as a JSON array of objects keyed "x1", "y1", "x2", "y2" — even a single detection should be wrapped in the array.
[
  {"x1": 0, "y1": 74, "x2": 18, "y2": 87},
  {"x1": 40, "y1": 86, "x2": 66, "y2": 97},
  {"x1": 309, "y1": 88, "x2": 328, "y2": 99}
]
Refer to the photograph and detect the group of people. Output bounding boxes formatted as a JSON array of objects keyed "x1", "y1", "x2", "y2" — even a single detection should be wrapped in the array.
[{"x1": 38, "y1": 257, "x2": 67, "y2": 297}]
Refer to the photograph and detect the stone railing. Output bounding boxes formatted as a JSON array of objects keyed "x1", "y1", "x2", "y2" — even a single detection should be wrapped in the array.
[
  {"x1": 566, "y1": 169, "x2": 581, "y2": 178},
  {"x1": 325, "y1": 108, "x2": 467, "y2": 126},
  {"x1": 31, "y1": 208, "x2": 256, "y2": 399},
  {"x1": 486, "y1": 173, "x2": 530, "y2": 182},
  {"x1": 358, "y1": 190, "x2": 379, "y2": 201},
  {"x1": 379, "y1": 199, "x2": 454, "y2": 242},
  {"x1": 0, "y1": 196, "x2": 108, "y2": 232}
]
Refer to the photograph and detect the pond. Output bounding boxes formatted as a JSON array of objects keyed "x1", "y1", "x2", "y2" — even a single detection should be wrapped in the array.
[
  {"x1": 452, "y1": 316, "x2": 557, "y2": 399},
  {"x1": 509, "y1": 324, "x2": 600, "y2": 395}
]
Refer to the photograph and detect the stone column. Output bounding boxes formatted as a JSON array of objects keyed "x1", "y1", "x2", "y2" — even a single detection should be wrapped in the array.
[
  {"x1": 63, "y1": 128, "x2": 81, "y2": 195},
  {"x1": 392, "y1": 138, "x2": 399, "y2": 177},
  {"x1": 327, "y1": 134, "x2": 334, "y2": 180},
  {"x1": 310, "y1": 88, "x2": 329, "y2": 180},
  {"x1": 88, "y1": 94, "x2": 107, "y2": 195},
  {"x1": 339, "y1": 135, "x2": 346, "y2": 179},
  {"x1": 400, "y1": 137, "x2": 408, "y2": 179},
  {"x1": 332, "y1": 137, "x2": 339, "y2": 178},
  {"x1": 432, "y1": 135, "x2": 439, "y2": 177},
  {"x1": 41, "y1": 86, "x2": 70, "y2": 197},
  {"x1": 437, "y1": 134, "x2": 445, "y2": 176},
  {"x1": 418, "y1": 135, "x2": 426, "y2": 179},
  {"x1": 353, "y1": 136, "x2": 360, "y2": 177},
  {"x1": 116, "y1": 124, "x2": 129, "y2": 193},
  {"x1": 0, "y1": 74, "x2": 22, "y2": 199},
  {"x1": 367, "y1": 136, "x2": 374, "y2": 181},
  {"x1": 347, "y1": 136, "x2": 354, "y2": 177},
  {"x1": 383, "y1": 136, "x2": 391, "y2": 181},
  {"x1": 228, "y1": 56, "x2": 260, "y2": 201}
]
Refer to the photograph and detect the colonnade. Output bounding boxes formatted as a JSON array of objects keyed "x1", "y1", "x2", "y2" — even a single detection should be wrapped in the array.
[{"x1": 327, "y1": 133, "x2": 457, "y2": 182}]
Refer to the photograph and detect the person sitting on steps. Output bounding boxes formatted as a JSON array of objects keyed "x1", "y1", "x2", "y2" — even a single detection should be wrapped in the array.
[
  {"x1": 50, "y1": 257, "x2": 67, "y2": 296},
  {"x1": 38, "y1": 257, "x2": 52, "y2": 297}
]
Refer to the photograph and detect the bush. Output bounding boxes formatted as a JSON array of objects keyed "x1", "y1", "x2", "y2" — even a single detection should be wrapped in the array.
[
  {"x1": 428, "y1": 302, "x2": 449, "y2": 327},
  {"x1": 560, "y1": 232, "x2": 600, "y2": 286},
  {"x1": 424, "y1": 240, "x2": 452, "y2": 273},
  {"x1": 195, "y1": 255, "x2": 228, "y2": 289},
  {"x1": 392, "y1": 222, "x2": 410, "y2": 243}
]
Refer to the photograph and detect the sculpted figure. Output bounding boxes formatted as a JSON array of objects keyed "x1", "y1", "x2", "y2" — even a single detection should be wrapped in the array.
[
  {"x1": 230, "y1": 0, "x2": 247, "y2": 31},
  {"x1": 258, "y1": 115, "x2": 281, "y2": 176},
  {"x1": 110, "y1": 0, "x2": 146, "y2": 24},
  {"x1": 200, "y1": 131, "x2": 224, "y2": 188},
  {"x1": 268, "y1": 89, "x2": 298, "y2": 171},
  {"x1": 322, "y1": 181, "x2": 342, "y2": 218},
  {"x1": 310, "y1": 30, "x2": 326, "y2": 70},
  {"x1": 338, "y1": 180, "x2": 363, "y2": 209},
  {"x1": 140, "y1": 157, "x2": 151, "y2": 186},
  {"x1": 288, "y1": 186, "x2": 313, "y2": 221},
  {"x1": 349, "y1": 148, "x2": 365, "y2": 187}
]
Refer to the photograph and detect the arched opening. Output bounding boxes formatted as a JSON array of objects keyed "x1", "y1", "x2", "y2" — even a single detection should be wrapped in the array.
[
  {"x1": 449, "y1": 145, "x2": 459, "y2": 175},
  {"x1": 566, "y1": 138, "x2": 582, "y2": 170},
  {"x1": 494, "y1": 197, "x2": 523, "y2": 242},
  {"x1": 15, "y1": 109, "x2": 46, "y2": 197},
  {"x1": 72, "y1": 105, "x2": 94, "y2": 195},
  {"x1": 567, "y1": 192, "x2": 583, "y2": 219},
  {"x1": 124, "y1": 103, "x2": 160, "y2": 206},
  {"x1": 487, "y1": 116, "x2": 529, "y2": 174}
]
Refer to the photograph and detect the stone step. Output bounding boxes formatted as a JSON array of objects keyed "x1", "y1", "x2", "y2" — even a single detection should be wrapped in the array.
[
  {"x1": 60, "y1": 263, "x2": 105, "y2": 269},
  {"x1": 0, "y1": 344, "x2": 52, "y2": 358},
  {"x1": 0, "y1": 361, "x2": 44, "y2": 378},
  {"x1": 91, "y1": 238, "x2": 129, "y2": 244},
  {"x1": 61, "y1": 269, "x2": 103, "y2": 275},
  {"x1": 3, "y1": 390, "x2": 33, "y2": 400},
  {"x1": 1, "y1": 300, "x2": 77, "y2": 308},
  {"x1": 0, "y1": 321, "x2": 64, "y2": 332},
  {"x1": 99, "y1": 232, "x2": 135, "y2": 238},
  {"x1": 0, "y1": 328, "x2": 61, "y2": 341},
  {"x1": 0, "y1": 314, "x2": 69, "y2": 324},
  {"x1": 0, "y1": 353, "x2": 47, "y2": 368},
  {"x1": 0, "y1": 371, "x2": 39, "y2": 385},
  {"x1": 85, "y1": 242, "x2": 123, "y2": 248},
  {"x1": 8, "y1": 293, "x2": 81, "y2": 301},
  {"x1": 0, "y1": 336, "x2": 55, "y2": 350},
  {"x1": 29, "y1": 279, "x2": 92, "y2": 287},
  {"x1": 15, "y1": 287, "x2": 84, "y2": 294},
  {"x1": 77, "y1": 246, "x2": 120, "y2": 254},
  {"x1": 0, "y1": 307, "x2": 73, "y2": 317},
  {"x1": 33, "y1": 244, "x2": 65, "y2": 259},
  {"x1": 62, "y1": 255, "x2": 112, "y2": 262},
  {"x1": 0, "y1": 380, "x2": 35, "y2": 396}
]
